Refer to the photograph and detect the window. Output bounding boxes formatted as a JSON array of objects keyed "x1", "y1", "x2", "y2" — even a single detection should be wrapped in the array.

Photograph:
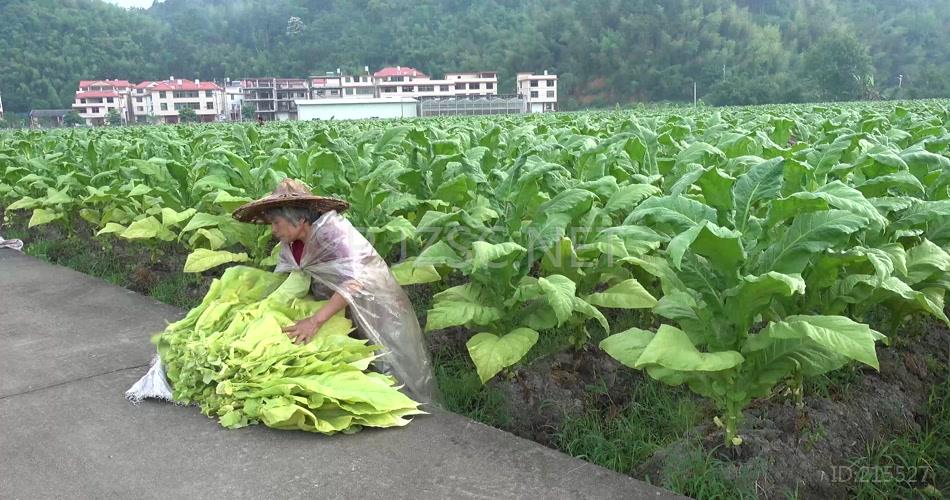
[
  {"x1": 136, "y1": 97, "x2": 143, "y2": 103},
  {"x1": 402, "y1": 86, "x2": 414, "y2": 92},
  {"x1": 530, "y1": 80, "x2": 539, "y2": 87},
  {"x1": 345, "y1": 77, "x2": 352, "y2": 83},
  {"x1": 346, "y1": 88, "x2": 354, "y2": 95},
  {"x1": 206, "y1": 101, "x2": 214, "y2": 109},
  {"x1": 418, "y1": 85, "x2": 434, "y2": 92},
  {"x1": 381, "y1": 87, "x2": 396, "y2": 93},
  {"x1": 530, "y1": 91, "x2": 539, "y2": 98},
  {"x1": 390, "y1": 76, "x2": 404, "y2": 82},
  {"x1": 547, "y1": 80, "x2": 555, "y2": 87},
  {"x1": 106, "y1": 98, "x2": 113, "y2": 103},
  {"x1": 160, "y1": 103, "x2": 168, "y2": 111},
  {"x1": 440, "y1": 85, "x2": 450, "y2": 92},
  {"x1": 206, "y1": 90, "x2": 213, "y2": 97},
  {"x1": 469, "y1": 83, "x2": 480, "y2": 89},
  {"x1": 455, "y1": 83, "x2": 465, "y2": 90},
  {"x1": 486, "y1": 82, "x2": 494, "y2": 89},
  {"x1": 546, "y1": 91, "x2": 555, "y2": 98},
  {"x1": 159, "y1": 91, "x2": 166, "y2": 98}
]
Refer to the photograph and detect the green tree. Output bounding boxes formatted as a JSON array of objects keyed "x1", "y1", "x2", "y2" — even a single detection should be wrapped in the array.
[
  {"x1": 803, "y1": 32, "x2": 874, "y2": 101},
  {"x1": 64, "y1": 110, "x2": 84, "y2": 127},
  {"x1": 107, "y1": 108, "x2": 123, "y2": 126},
  {"x1": 178, "y1": 107, "x2": 198, "y2": 123}
]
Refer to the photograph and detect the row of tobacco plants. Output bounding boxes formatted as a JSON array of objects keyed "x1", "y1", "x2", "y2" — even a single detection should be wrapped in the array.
[{"x1": 2, "y1": 100, "x2": 949, "y2": 447}]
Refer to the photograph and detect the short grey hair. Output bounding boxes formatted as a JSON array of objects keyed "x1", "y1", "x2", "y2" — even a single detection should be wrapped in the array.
[{"x1": 263, "y1": 205, "x2": 322, "y2": 227}]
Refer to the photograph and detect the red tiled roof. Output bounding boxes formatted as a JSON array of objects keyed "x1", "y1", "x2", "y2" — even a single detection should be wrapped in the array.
[
  {"x1": 134, "y1": 81, "x2": 157, "y2": 89},
  {"x1": 148, "y1": 79, "x2": 223, "y2": 91},
  {"x1": 373, "y1": 66, "x2": 427, "y2": 78},
  {"x1": 79, "y1": 79, "x2": 131, "y2": 88},
  {"x1": 75, "y1": 91, "x2": 120, "y2": 99}
]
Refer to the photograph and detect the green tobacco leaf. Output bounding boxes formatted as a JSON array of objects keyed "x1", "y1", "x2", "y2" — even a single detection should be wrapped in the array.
[
  {"x1": 600, "y1": 327, "x2": 655, "y2": 369},
  {"x1": 745, "y1": 315, "x2": 885, "y2": 370},
  {"x1": 415, "y1": 240, "x2": 464, "y2": 267},
  {"x1": 604, "y1": 184, "x2": 660, "y2": 213},
  {"x1": 538, "y1": 275, "x2": 577, "y2": 326},
  {"x1": 390, "y1": 259, "x2": 441, "y2": 286},
  {"x1": 182, "y1": 212, "x2": 228, "y2": 233},
  {"x1": 625, "y1": 195, "x2": 717, "y2": 234},
  {"x1": 161, "y1": 207, "x2": 197, "y2": 228},
  {"x1": 466, "y1": 328, "x2": 539, "y2": 383},
  {"x1": 426, "y1": 284, "x2": 502, "y2": 331},
  {"x1": 471, "y1": 241, "x2": 526, "y2": 271},
  {"x1": 183, "y1": 248, "x2": 250, "y2": 273},
  {"x1": 213, "y1": 191, "x2": 254, "y2": 212},
  {"x1": 585, "y1": 279, "x2": 658, "y2": 309},
  {"x1": 756, "y1": 210, "x2": 868, "y2": 274},
  {"x1": 96, "y1": 222, "x2": 126, "y2": 236},
  {"x1": 733, "y1": 158, "x2": 784, "y2": 233},
  {"x1": 635, "y1": 324, "x2": 744, "y2": 372},
  {"x1": 668, "y1": 221, "x2": 745, "y2": 273},
  {"x1": 28, "y1": 208, "x2": 62, "y2": 228},
  {"x1": 121, "y1": 216, "x2": 176, "y2": 241},
  {"x1": 6, "y1": 196, "x2": 40, "y2": 211},
  {"x1": 723, "y1": 272, "x2": 805, "y2": 324},
  {"x1": 571, "y1": 297, "x2": 610, "y2": 332}
]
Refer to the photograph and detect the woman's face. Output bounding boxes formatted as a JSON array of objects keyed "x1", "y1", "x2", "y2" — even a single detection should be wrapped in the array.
[{"x1": 269, "y1": 216, "x2": 308, "y2": 243}]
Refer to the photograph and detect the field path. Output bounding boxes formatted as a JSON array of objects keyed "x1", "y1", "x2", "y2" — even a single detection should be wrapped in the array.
[{"x1": 0, "y1": 249, "x2": 683, "y2": 499}]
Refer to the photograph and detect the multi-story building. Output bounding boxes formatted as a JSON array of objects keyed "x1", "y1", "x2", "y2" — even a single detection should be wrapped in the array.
[
  {"x1": 241, "y1": 78, "x2": 309, "y2": 121},
  {"x1": 72, "y1": 79, "x2": 133, "y2": 125},
  {"x1": 516, "y1": 71, "x2": 558, "y2": 113},
  {"x1": 131, "y1": 79, "x2": 224, "y2": 124},
  {"x1": 223, "y1": 80, "x2": 244, "y2": 121},
  {"x1": 373, "y1": 67, "x2": 498, "y2": 100},
  {"x1": 130, "y1": 81, "x2": 155, "y2": 122}
]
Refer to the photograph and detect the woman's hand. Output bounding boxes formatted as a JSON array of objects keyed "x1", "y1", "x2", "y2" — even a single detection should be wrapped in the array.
[{"x1": 282, "y1": 316, "x2": 325, "y2": 345}]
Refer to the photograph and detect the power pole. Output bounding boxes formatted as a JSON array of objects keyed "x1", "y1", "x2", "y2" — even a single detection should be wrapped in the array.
[{"x1": 693, "y1": 81, "x2": 697, "y2": 106}]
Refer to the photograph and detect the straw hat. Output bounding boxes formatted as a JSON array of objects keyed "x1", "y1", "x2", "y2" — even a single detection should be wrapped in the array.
[{"x1": 232, "y1": 178, "x2": 349, "y2": 224}]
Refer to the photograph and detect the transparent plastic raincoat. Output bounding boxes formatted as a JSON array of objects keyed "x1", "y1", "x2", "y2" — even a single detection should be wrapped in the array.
[
  {"x1": 273, "y1": 211, "x2": 440, "y2": 404},
  {"x1": 127, "y1": 210, "x2": 440, "y2": 406}
]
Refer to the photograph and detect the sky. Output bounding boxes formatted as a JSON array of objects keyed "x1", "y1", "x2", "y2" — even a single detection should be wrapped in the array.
[{"x1": 100, "y1": 0, "x2": 161, "y2": 9}]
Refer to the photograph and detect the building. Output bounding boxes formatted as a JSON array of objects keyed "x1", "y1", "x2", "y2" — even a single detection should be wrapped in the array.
[
  {"x1": 373, "y1": 66, "x2": 498, "y2": 100},
  {"x1": 29, "y1": 109, "x2": 72, "y2": 128},
  {"x1": 241, "y1": 78, "x2": 309, "y2": 121},
  {"x1": 517, "y1": 71, "x2": 558, "y2": 113},
  {"x1": 295, "y1": 98, "x2": 418, "y2": 121},
  {"x1": 131, "y1": 78, "x2": 224, "y2": 124},
  {"x1": 223, "y1": 80, "x2": 244, "y2": 121},
  {"x1": 130, "y1": 81, "x2": 156, "y2": 122},
  {"x1": 72, "y1": 79, "x2": 132, "y2": 125}
]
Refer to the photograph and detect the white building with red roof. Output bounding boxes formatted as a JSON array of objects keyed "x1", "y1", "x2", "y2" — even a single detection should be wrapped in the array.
[
  {"x1": 133, "y1": 78, "x2": 224, "y2": 123},
  {"x1": 72, "y1": 79, "x2": 133, "y2": 125}
]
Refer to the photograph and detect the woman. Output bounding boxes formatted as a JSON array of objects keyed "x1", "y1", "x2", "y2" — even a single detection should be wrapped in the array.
[{"x1": 232, "y1": 179, "x2": 440, "y2": 404}]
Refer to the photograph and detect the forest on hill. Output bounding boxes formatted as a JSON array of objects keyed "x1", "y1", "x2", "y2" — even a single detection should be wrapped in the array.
[{"x1": 1, "y1": 0, "x2": 948, "y2": 113}]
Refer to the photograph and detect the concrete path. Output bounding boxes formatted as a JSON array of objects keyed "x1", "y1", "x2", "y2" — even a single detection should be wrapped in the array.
[{"x1": 0, "y1": 249, "x2": 684, "y2": 499}]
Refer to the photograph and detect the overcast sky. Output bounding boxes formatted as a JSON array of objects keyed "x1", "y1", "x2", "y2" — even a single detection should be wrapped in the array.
[{"x1": 100, "y1": 0, "x2": 161, "y2": 9}]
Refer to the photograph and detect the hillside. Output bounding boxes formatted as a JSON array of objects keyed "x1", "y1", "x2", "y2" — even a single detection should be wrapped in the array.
[{"x1": 1, "y1": 0, "x2": 948, "y2": 113}]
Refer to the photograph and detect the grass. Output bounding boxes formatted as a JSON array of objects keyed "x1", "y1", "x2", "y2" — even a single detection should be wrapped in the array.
[
  {"x1": 433, "y1": 350, "x2": 511, "y2": 428},
  {"x1": 845, "y1": 371, "x2": 949, "y2": 499},
  {"x1": 555, "y1": 379, "x2": 700, "y2": 474}
]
